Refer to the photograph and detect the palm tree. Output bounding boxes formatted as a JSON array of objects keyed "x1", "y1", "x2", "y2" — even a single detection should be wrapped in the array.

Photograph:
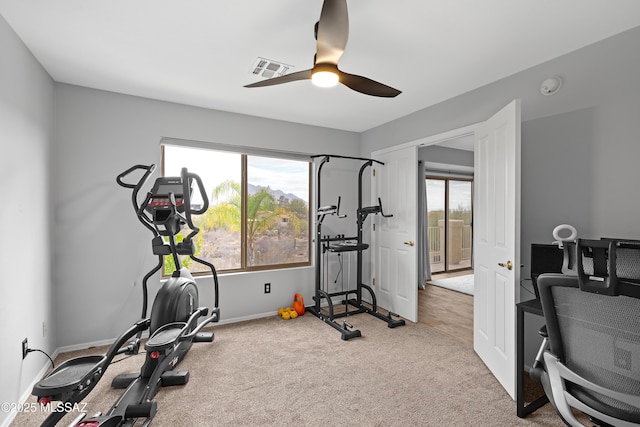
[
  {"x1": 195, "y1": 180, "x2": 239, "y2": 231},
  {"x1": 204, "y1": 180, "x2": 279, "y2": 265},
  {"x1": 245, "y1": 188, "x2": 278, "y2": 264}
]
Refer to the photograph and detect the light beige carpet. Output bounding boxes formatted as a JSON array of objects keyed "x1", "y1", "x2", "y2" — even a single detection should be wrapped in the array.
[{"x1": 12, "y1": 313, "x2": 569, "y2": 426}]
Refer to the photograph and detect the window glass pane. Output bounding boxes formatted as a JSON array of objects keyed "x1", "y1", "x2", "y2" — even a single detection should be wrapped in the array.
[
  {"x1": 447, "y1": 180, "x2": 472, "y2": 270},
  {"x1": 246, "y1": 155, "x2": 310, "y2": 267},
  {"x1": 426, "y1": 179, "x2": 445, "y2": 274},
  {"x1": 163, "y1": 145, "x2": 242, "y2": 272}
]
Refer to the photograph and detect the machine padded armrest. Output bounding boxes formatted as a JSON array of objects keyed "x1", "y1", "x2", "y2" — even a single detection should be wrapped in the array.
[{"x1": 318, "y1": 205, "x2": 337, "y2": 213}]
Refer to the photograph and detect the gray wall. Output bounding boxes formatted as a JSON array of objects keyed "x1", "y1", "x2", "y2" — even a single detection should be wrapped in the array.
[
  {"x1": 0, "y1": 15, "x2": 55, "y2": 427},
  {"x1": 362, "y1": 25, "x2": 640, "y2": 155},
  {"x1": 361, "y1": 26, "x2": 640, "y2": 283},
  {"x1": 360, "y1": 26, "x2": 640, "y2": 369},
  {"x1": 419, "y1": 145, "x2": 473, "y2": 166},
  {"x1": 520, "y1": 108, "x2": 596, "y2": 284},
  {"x1": 52, "y1": 84, "x2": 361, "y2": 348}
]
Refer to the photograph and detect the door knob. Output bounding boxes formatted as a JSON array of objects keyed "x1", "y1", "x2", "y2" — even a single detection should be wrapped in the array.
[
  {"x1": 404, "y1": 241, "x2": 415, "y2": 247},
  {"x1": 498, "y1": 260, "x2": 513, "y2": 270}
]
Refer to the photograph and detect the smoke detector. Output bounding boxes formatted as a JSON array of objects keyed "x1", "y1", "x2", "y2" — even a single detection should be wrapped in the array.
[
  {"x1": 249, "y1": 57, "x2": 292, "y2": 79},
  {"x1": 540, "y1": 76, "x2": 562, "y2": 96}
]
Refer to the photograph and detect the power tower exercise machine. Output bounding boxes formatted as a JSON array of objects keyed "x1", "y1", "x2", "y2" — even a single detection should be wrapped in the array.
[
  {"x1": 31, "y1": 164, "x2": 220, "y2": 427},
  {"x1": 307, "y1": 154, "x2": 405, "y2": 340}
]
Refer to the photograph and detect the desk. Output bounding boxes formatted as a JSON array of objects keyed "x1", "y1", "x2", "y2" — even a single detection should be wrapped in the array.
[{"x1": 516, "y1": 299, "x2": 549, "y2": 417}]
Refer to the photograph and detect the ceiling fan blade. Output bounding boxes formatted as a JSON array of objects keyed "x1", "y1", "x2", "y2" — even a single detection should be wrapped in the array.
[
  {"x1": 339, "y1": 70, "x2": 402, "y2": 98},
  {"x1": 244, "y1": 69, "x2": 313, "y2": 88},
  {"x1": 315, "y1": 0, "x2": 348, "y2": 65}
]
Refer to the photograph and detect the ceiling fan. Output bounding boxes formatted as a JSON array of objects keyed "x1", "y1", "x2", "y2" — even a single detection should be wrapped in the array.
[{"x1": 244, "y1": 0, "x2": 401, "y2": 98}]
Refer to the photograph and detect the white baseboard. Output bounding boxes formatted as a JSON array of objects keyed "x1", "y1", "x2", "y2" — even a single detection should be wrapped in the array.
[{"x1": 2, "y1": 351, "x2": 61, "y2": 427}]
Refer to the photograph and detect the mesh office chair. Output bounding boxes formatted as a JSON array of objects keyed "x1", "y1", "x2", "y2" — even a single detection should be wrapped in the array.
[{"x1": 533, "y1": 239, "x2": 640, "y2": 427}]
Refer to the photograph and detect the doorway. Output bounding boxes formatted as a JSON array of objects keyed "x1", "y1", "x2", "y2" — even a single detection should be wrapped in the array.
[
  {"x1": 426, "y1": 176, "x2": 473, "y2": 274},
  {"x1": 375, "y1": 100, "x2": 520, "y2": 397},
  {"x1": 418, "y1": 134, "x2": 475, "y2": 347}
]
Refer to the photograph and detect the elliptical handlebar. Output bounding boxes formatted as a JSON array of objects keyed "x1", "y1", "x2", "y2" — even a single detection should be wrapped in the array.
[
  {"x1": 117, "y1": 164, "x2": 157, "y2": 235},
  {"x1": 180, "y1": 168, "x2": 209, "y2": 247},
  {"x1": 116, "y1": 164, "x2": 157, "y2": 192},
  {"x1": 181, "y1": 168, "x2": 209, "y2": 216}
]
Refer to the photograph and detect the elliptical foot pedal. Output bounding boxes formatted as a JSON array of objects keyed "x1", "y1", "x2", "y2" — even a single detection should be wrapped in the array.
[
  {"x1": 124, "y1": 401, "x2": 157, "y2": 419},
  {"x1": 194, "y1": 331, "x2": 214, "y2": 343},
  {"x1": 161, "y1": 370, "x2": 190, "y2": 386},
  {"x1": 111, "y1": 373, "x2": 138, "y2": 389}
]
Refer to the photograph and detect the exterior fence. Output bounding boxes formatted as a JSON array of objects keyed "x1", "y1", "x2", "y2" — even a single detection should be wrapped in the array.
[{"x1": 428, "y1": 221, "x2": 472, "y2": 271}]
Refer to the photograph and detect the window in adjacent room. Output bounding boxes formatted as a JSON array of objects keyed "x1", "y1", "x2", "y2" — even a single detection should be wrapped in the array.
[
  {"x1": 162, "y1": 142, "x2": 311, "y2": 275},
  {"x1": 426, "y1": 176, "x2": 473, "y2": 273}
]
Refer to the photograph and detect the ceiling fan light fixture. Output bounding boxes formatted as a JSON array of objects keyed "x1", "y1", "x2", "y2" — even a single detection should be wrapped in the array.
[
  {"x1": 312, "y1": 70, "x2": 339, "y2": 87},
  {"x1": 312, "y1": 63, "x2": 339, "y2": 87},
  {"x1": 244, "y1": 1, "x2": 400, "y2": 97}
]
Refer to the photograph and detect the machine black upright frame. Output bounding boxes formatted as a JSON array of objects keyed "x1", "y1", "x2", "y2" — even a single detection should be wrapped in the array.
[{"x1": 307, "y1": 155, "x2": 405, "y2": 340}]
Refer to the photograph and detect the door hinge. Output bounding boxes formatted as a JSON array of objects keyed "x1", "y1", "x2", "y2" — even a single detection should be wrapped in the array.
[
  {"x1": 372, "y1": 278, "x2": 376, "y2": 287},
  {"x1": 373, "y1": 223, "x2": 376, "y2": 231},
  {"x1": 373, "y1": 168, "x2": 376, "y2": 177}
]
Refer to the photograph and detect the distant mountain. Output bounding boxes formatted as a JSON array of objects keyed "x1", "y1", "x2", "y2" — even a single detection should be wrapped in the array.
[{"x1": 248, "y1": 183, "x2": 305, "y2": 204}]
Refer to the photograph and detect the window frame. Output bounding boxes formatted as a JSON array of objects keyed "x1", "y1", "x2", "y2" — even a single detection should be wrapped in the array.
[
  {"x1": 160, "y1": 140, "x2": 312, "y2": 275},
  {"x1": 425, "y1": 174, "x2": 474, "y2": 273}
]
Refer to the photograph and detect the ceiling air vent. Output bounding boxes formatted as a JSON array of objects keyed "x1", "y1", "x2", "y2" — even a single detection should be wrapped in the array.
[{"x1": 250, "y1": 57, "x2": 292, "y2": 79}]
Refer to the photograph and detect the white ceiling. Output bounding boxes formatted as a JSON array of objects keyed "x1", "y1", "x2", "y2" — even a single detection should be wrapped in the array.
[{"x1": 2, "y1": 0, "x2": 640, "y2": 132}]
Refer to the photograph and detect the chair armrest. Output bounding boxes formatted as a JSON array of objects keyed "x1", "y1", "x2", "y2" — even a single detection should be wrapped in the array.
[{"x1": 544, "y1": 352, "x2": 640, "y2": 427}]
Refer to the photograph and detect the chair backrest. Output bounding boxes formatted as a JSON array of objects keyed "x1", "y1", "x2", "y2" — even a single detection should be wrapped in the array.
[
  {"x1": 538, "y1": 240, "x2": 640, "y2": 423},
  {"x1": 561, "y1": 238, "x2": 640, "y2": 286}
]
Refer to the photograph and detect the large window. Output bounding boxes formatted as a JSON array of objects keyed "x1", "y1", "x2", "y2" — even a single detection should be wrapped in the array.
[{"x1": 162, "y1": 143, "x2": 311, "y2": 274}]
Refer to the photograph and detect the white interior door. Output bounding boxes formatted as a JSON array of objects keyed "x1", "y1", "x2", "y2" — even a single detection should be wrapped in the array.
[
  {"x1": 473, "y1": 99, "x2": 521, "y2": 399},
  {"x1": 371, "y1": 146, "x2": 418, "y2": 322}
]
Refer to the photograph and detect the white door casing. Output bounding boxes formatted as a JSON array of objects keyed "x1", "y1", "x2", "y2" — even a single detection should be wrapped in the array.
[
  {"x1": 371, "y1": 146, "x2": 418, "y2": 322},
  {"x1": 473, "y1": 99, "x2": 521, "y2": 399}
]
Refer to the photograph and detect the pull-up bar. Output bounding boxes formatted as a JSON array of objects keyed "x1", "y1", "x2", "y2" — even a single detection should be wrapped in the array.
[{"x1": 310, "y1": 154, "x2": 384, "y2": 165}]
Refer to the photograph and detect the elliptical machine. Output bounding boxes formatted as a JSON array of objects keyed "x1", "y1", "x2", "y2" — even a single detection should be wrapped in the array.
[{"x1": 31, "y1": 164, "x2": 220, "y2": 427}]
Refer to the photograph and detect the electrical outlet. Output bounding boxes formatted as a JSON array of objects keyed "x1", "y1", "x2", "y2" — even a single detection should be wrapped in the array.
[
  {"x1": 264, "y1": 283, "x2": 271, "y2": 293},
  {"x1": 22, "y1": 338, "x2": 28, "y2": 359}
]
